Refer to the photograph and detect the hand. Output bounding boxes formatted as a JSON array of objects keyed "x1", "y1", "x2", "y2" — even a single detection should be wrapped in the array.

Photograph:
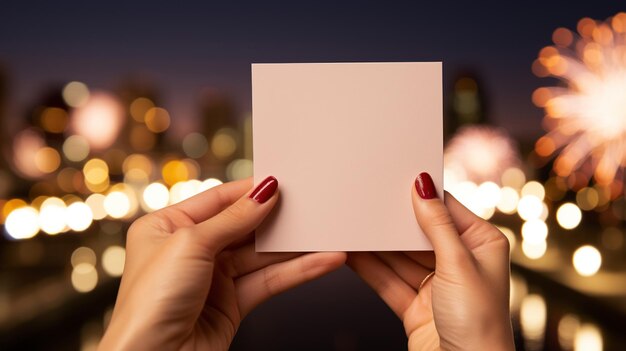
[
  {"x1": 99, "y1": 176, "x2": 346, "y2": 350},
  {"x1": 347, "y1": 172, "x2": 514, "y2": 350}
]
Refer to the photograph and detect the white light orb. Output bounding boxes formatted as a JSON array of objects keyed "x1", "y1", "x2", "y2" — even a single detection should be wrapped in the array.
[
  {"x1": 522, "y1": 219, "x2": 549, "y2": 243},
  {"x1": 517, "y1": 195, "x2": 544, "y2": 220},
  {"x1": 104, "y1": 191, "x2": 131, "y2": 219},
  {"x1": 574, "y1": 323, "x2": 602, "y2": 351},
  {"x1": 142, "y1": 183, "x2": 170, "y2": 211},
  {"x1": 102, "y1": 246, "x2": 126, "y2": 277},
  {"x1": 522, "y1": 239, "x2": 547, "y2": 260},
  {"x1": 496, "y1": 186, "x2": 520, "y2": 214},
  {"x1": 66, "y1": 202, "x2": 93, "y2": 231},
  {"x1": 572, "y1": 245, "x2": 602, "y2": 277},
  {"x1": 477, "y1": 181, "x2": 501, "y2": 208},
  {"x1": 199, "y1": 178, "x2": 223, "y2": 192},
  {"x1": 4, "y1": 207, "x2": 40, "y2": 239},
  {"x1": 39, "y1": 197, "x2": 67, "y2": 235},
  {"x1": 557, "y1": 202, "x2": 582, "y2": 230}
]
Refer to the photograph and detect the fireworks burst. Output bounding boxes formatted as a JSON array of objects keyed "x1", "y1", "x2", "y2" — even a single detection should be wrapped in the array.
[
  {"x1": 444, "y1": 125, "x2": 521, "y2": 185},
  {"x1": 532, "y1": 12, "x2": 626, "y2": 191}
]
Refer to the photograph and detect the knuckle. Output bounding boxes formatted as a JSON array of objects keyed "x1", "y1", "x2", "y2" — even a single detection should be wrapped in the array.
[
  {"x1": 126, "y1": 215, "x2": 150, "y2": 241},
  {"x1": 491, "y1": 228, "x2": 512, "y2": 253}
]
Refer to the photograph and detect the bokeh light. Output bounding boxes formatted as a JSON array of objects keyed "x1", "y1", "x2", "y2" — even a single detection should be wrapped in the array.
[
  {"x1": 522, "y1": 240, "x2": 547, "y2": 260},
  {"x1": 66, "y1": 202, "x2": 93, "y2": 232},
  {"x1": 40, "y1": 107, "x2": 68, "y2": 133},
  {"x1": 63, "y1": 135, "x2": 91, "y2": 162},
  {"x1": 559, "y1": 314, "x2": 581, "y2": 350},
  {"x1": 226, "y1": 158, "x2": 253, "y2": 180},
  {"x1": 71, "y1": 247, "x2": 97, "y2": 267},
  {"x1": 103, "y1": 191, "x2": 130, "y2": 219},
  {"x1": 85, "y1": 194, "x2": 107, "y2": 220},
  {"x1": 83, "y1": 158, "x2": 110, "y2": 193},
  {"x1": 520, "y1": 294, "x2": 547, "y2": 348},
  {"x1": 62, "y1": 81, "x2": 90, "y2": 107},
  {"x1": 517, "y1": 195, "x2": 544, "y2": 221},
  {"x1": 12, "y1": 129, "x2": 46, "y2": 178},
  {"x1": 4, "y1": 206, "x2": 39, "y2": 240},
  {"x1": 211, "y1": 127, "x2": 238, "y2": 160},
  {"x1": 501, "y1": 167, "x2": 526, "y2": 190},
  {"x1": 557, "y1": 202, "x2": 583, "y2": 230},
  {"x1": 573, "y1": 245, "x2": 602, "y2": 276},
  {"x1": 39, "y1": 197, "x2": 67, "y2": 235},
  {"x1": 142, "y1": 183, "x2": 169, "y2": 211},
  {"x1": 522, "y1": 219, "x2": 548, "y2": 243},
  {"x1": 182, "y1": 132, "x2": 209, "y2": 158},
  {"x1": 199, "y1": 178, "x2": 223, "y2": 192},
  {"x1": 34, "y1": 147, "x2": 61, "y2": 174},
  {"x1": 71, "y1": 263, "x2": 98, "y2": 293},
  {"x1": 129, "y1": 97, "x2": 154, "y2": 122},
  {"x1": 71, "y1": 93, "x2": 124, "y2": 150},
  {"x1": 144, "y1": 107, "x2": 170, "y2": 133},
  {"x1": 101, "y1": 246, "x2": 125, "y2": 277},
  {"x1": 496, "y1": 186, "x2": 520, "y2": 214},
  {"x1": 169, "y1": 180, "x2": 202, "y2": 204},
  {"x1": 476, "y1": 181, "x2": 501, "y2": 209},
  {"x1": 521, "y1": 181, "x2": 545, "y2": 200},
  {"x1": 574, "y1": 323, "x2": 603, "y2": 351},
  {"x1": 162, "y1": 160, "x2": 188, "y2": 186}
]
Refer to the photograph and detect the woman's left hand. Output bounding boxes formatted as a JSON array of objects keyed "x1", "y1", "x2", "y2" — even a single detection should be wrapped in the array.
[{"x1": 99, "y1": 176, "x2": 346, "y2": 350}]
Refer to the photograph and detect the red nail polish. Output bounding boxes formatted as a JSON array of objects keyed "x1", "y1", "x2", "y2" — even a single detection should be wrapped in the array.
[
  {"x1": 249, "y1": 176, "x2": 278, "y2": 203},
  {"x1": 415, "y1": 172, "x2": 437, "y2": 199}
]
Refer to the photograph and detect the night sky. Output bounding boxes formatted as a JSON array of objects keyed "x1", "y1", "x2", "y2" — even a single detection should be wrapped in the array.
[{"x1": 1, "y1": 1, "x2": 624, "y2": 138}]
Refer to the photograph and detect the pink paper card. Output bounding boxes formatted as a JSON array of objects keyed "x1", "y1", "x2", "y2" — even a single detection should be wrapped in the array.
[{"x1": 252, "y1": 62, "x2": 442, "y2": 251}]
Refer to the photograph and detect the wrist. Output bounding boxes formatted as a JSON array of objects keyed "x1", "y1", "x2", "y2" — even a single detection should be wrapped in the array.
[{"x1": 98, "y1": 313, "x2": 178, "y2": 351}]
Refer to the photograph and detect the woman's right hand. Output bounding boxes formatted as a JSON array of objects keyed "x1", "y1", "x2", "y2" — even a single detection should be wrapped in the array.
[{"x1": 347, "y1": 172, "x2": 515, "y2": 350}]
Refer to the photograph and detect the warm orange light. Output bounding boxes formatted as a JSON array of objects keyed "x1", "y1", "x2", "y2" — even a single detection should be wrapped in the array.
[
  {"x1": 34, "y1": 147, "x2": 61, "y2": 173},
  {"x1": 40, "y1": 107, "x2": 68, "y2": 133},
  {"x1": 144, "y1": 107, "x2": 170, "y2": 133},
  {"x1": 552, "y1": 27, "x2": 574, "y2": 47},
  {"x1": 162, "y1": 160, "x2": 188, "y2": 186},
  {"x1": 130, "y1": 97, "x2": 154, "y2": 123}
]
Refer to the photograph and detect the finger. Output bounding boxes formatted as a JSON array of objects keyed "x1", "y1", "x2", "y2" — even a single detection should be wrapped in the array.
[
  {"x1": 375, "y1": 252, "x2": 431, "y2": 290},
  {"x1": 444, "y1": 192, "x2": 486, "y2": 234},
  {"x1": 219, "y1": 242, "x2": 303, "y2": 278},
  {"x1": 165, "y1": 177, "x2": 253, "y2": 223},
  {"x1": 403, "y1": 251, "x2": 436, "y2": 270},
  {"x1": 235, "y1": 252, "x2": 346, "y2": 318},
  {"x1": 188, "y1": 176, "x2": 279, "y2": 255},
  {"x1": 412, "y1": 172, "x2": 471, "y2": 263},
  {"x1": 445, "y1": 192, "x2": 511, "y2": 276},
  {"x1": 346, "y1": 252, "x2": 417, "y2": 319},
  {"x1": 444, "y1": 192, "x2": 507, "y2": 250}
]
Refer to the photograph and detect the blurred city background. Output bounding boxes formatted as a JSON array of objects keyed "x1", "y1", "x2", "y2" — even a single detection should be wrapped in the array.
[{"x1": 1, "y1": 1, "x2": 625, "y2": 350}]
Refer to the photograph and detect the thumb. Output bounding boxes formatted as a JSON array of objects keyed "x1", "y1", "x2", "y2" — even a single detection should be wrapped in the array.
[
  {"x1": 412, "y1": 172, "x2": 471, "y2": 264},
  {"x1": 189, "y1": 175, "x2": 279, "y2": 256}
]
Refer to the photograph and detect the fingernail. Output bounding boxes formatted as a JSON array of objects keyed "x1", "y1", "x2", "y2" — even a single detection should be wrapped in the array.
[
  {"x1": 415, "y1": 172, "x2": 437, "y2": 199},
  {"x1": 249, "y1": 176, "x2": 278, "y2": 203}
]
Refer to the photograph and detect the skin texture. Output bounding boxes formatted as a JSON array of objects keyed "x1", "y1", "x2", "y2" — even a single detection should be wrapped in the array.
[
  {"x1": 347, "y1": 186, "x2": 515, "y2": 351},
  {"x1": 98, "y1": 177, "x2": 346, "y2": 351}
]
